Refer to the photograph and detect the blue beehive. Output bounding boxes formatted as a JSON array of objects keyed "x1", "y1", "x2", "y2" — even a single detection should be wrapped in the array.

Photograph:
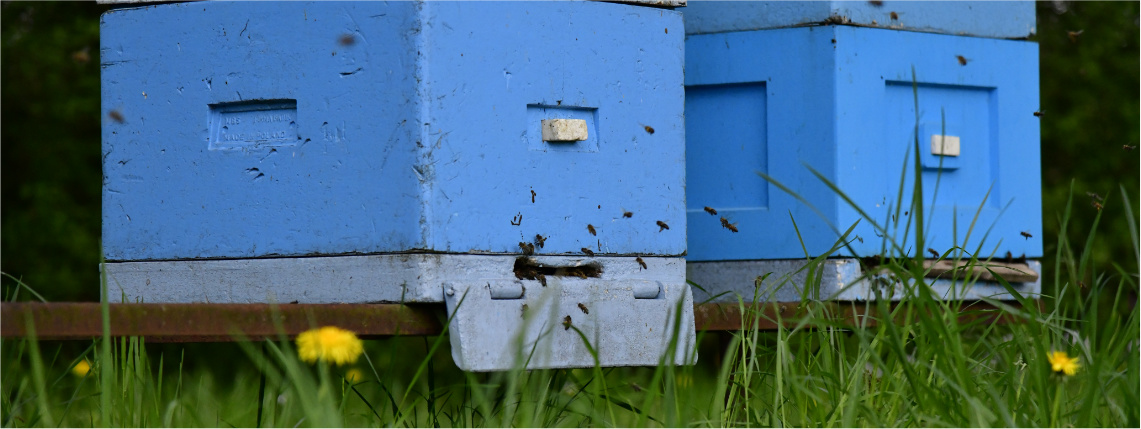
[
  {"x1": 102, "y1": 1, "x2": 684, "y2": 262},
  {"x1": 101, "y1": 1, "x2": 695, "y2": 370},
  {"x1": 682, "y1": 2, "x2": 1043, "y2": 301},
  {"x1": 682, "y1": 1, "x2": 1036, "y2": 38}
]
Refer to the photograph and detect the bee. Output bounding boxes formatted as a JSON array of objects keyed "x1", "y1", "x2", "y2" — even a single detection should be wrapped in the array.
[
  {"x1": 536, "y1": 273, "x2": 547, "y2": 286},
  {"x1": 656, "y1": 220, "x2": 669, "y2": 232},
  {"x1": 889, "y1": 11, "x2": 898, "y2": 20},
  {"x1": 338, "y1": 34, "x2": 356, "y2": 46},
  {"x1": 720, "y1": 217, "x2": 739, "y2": 233},
  {"x1": 578, "y1": 303, "x2": 589, "y2": 314},
  {"x1": 1033, "y1": 110, "x2": 1045, "y2": 117},
  {"x1": 664, "y1": 27, "x2": 668, "y2": 34},
  {"x1": 643, "y1": 125, "x2": 655, "y2": 134},
  {"x1": 623, "y1": 210, "x2": 633, "y2": 218},
  {"x1": 927, "y1": 248, "x2": 939, "y2": 259},
  {"x1": 1092, "y1": 201, "x2": 1104, "y2": 211},
  {"x1": 563, "y1": 315, "x2": 573, "y2": 330},
  {"x1": 956, "y1": 55, "x2": 969, "y2": 66},
  {"x1": 636, "y1": 257, "x2": 647, "y2": 270},
  {"x1": 581, "y1": 247, "x2": 595, "y2": 256},
  {"x1": 1020, "y1": 231, "x2": 1033, "y2": 239},
  {"x1": 108, "y1": 110, "x2": 126, "y2": 124},
  {"x1": 534, "y1": 234, "x2": 547, "y2": 249},
  {"x1": 703, "y1": 206, "x2": 718, "y2": 215},
  {"x1": 519, "y1": 242, "x2": 535, "y2": 255},
  {"x1": 587, "y1": 224, "x2": 597, "y2": 236},
  {"x1": 868, "y1": 0, "x2": 883, "y2": 6},
  {"x1": 1067, "y1": 29, "x2": 1083, "y2": 43},
  {"x1": 1087, "y1": 192, "x2": 1103, "y2": 202},
  {"x1": 531, "y1": 189, "x2": 536, "y2": 203},
  {"x1": 71, "y1": 47, "x2": 90, "y2": 64},
  {"x1": 1125, "y1": 145, "x2": 1138, "y2": 150}
]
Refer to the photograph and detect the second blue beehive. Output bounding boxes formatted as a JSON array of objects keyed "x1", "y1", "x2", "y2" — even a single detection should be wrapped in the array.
[{"x1": 684, "y1": 3, "x2": 1042, "y2": 262}]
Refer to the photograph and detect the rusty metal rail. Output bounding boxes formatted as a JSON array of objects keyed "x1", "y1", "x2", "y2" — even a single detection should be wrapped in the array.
[
  {"x1": 1, "y1": 302, "x2": 444, "y2": 342},
  {"x1": 2, "y1": 300, "x2": 1031, "y2": 342}
]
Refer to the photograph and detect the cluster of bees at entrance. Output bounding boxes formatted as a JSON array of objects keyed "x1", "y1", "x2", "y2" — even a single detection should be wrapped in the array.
[
  {"x1": 515, "y1": 201, "x2": 740, "y2": 269},
  {"x1": 515, "y1": 188, "x2": 667, "y2": 270}
]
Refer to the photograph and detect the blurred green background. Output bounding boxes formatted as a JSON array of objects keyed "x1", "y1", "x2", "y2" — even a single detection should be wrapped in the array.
[{"x1": 2, "y1": 2, "x2": 1137, "y2": 302}]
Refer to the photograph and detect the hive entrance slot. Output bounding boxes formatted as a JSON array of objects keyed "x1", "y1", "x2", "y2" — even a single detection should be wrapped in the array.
[{"x1": 513, "y1": 257, "x2": 602, "y2": 281}]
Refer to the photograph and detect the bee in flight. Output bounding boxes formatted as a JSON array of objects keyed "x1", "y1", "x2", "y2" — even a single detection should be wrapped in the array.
[
  {"x1": 720, "y1": 217, "x2": 739, "y2": 233},
  {"x1": 635, "y1": 257, "x2": 647, "y2": 270},
  {"x1": 578, "y1": 303, "x2": 589, "y2": 314},
  {"x1": 656, "y1": 221, "x2": 669, "y2": 232},
  {"x1": 587, "y1": 224, "x2": 597, "y2": 236},
  {"x1": 703, "y1": 206, "x2": 718, "y2": 215},
  {"x1": 581, "y1": 247, "x2": 595, "y2": 256},
  {"x1": 1067, "y1": 29, "x2": 1084, "y2": 43}
]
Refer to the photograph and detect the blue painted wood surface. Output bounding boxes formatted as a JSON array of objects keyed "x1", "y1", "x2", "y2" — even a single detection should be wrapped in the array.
[
  {"x1": 681, "y1": 1, "x2": 1036, "y2": 39},
  {"x1": 101, "y1": 1, "x2": 685, "y2": 261},
  {"x1": 685, "y1": 26, "x2": 1042, "y2": 260}
]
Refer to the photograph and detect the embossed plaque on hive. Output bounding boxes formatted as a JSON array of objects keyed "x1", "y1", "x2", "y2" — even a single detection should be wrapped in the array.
[{"x1": 208, "y1": 100, "x2": 299, "y2": 150}]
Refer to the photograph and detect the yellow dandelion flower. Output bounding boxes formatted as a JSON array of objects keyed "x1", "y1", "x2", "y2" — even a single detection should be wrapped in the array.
[
  {"x1": 296, "y1": 326, "x2": 364, "y2": 366},
  {"x1": 345, "y1": 368, "x2": 365, "y2": 383},
  {"x1": 1047, "y1": 350, "x2": 1080, "y2": 376},
  {"x1": 71, "y1": 360, "x2": 91, "y2": 377}
]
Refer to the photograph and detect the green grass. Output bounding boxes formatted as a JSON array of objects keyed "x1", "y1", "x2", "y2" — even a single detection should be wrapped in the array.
[{"x1": 2, "y1": 181, "x2": 1137, "y2": 427}]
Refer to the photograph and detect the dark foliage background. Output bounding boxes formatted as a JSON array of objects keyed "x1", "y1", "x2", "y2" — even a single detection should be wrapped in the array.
[
  {"x1": 1, "y1": 2, "x2": 1137, "y2": 302},
  {"x1": 3, "y1": 2, "x2": 107, "y2": 301}
]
